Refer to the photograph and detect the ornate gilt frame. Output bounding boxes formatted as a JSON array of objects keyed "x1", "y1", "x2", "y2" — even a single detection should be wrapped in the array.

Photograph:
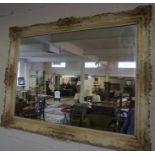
[{"x1": 1, "y1": 5, "x2": 152, "y2": 150}]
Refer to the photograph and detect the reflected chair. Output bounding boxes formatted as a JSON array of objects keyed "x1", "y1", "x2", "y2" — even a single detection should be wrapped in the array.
[
  {"x1": 22, "y1": 96, "x2": 46, "y2": 120},
  {"x1": 70, "y1": 104, "x2": 88, "y2": 126},
  {"x1": 87, "y1": 105, "x2": 115, "y2": 131}
]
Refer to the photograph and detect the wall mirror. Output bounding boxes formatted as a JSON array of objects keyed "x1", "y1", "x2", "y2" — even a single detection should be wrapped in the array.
[{"x1": 2, "y1": 5, "x2": 152, "y2": 150}]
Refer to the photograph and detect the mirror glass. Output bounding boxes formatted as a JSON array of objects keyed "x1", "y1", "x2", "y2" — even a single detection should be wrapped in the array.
[{"x1": 15, "y1": 25, "x2": 137, "y2": 135}]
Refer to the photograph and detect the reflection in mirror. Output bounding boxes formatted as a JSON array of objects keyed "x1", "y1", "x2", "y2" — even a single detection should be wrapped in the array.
[{"x1": 15, "y1": 25, "x2": 136, "y2": 135}]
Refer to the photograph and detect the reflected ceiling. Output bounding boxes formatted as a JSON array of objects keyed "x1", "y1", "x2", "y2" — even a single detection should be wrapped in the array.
[{"x1": 20, "y1": 25, "x2": 136, "y2": 62}]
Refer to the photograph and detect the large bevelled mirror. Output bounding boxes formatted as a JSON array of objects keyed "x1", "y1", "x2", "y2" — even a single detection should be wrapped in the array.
[
  {"x1": 15, "y1": 25, "x2": 136, "y2": 135},
  {"x1": 3, "y1": 5, "x2": 151, "y2": 150}
]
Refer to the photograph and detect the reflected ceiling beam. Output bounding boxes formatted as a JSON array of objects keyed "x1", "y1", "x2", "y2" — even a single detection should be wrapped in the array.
[
  {"x1": 83, "y1": 48, "x2": 136, "y2": 55},
  {"x1": 22, "y1": 36, "x2": 60, "y2": 54},
  {"x1": 98, "y1": 55, "x2": 135, "y2": 62},
  {"x1": 109, "y1": 73, "x2": 136, "y2": 78},
  {"x1": 20, "y1": 44, "x2": 43, "y2": 52},
  {"x1": 54, "y1": 42, "x2": 84, "y2": 56},
  {"x1": 24, "y1": 36, "x2": 61, "y2": 54},
  {"x1": 85, "y1": 55, "x2": 99, "y2": 61},
  {"x1": 19, "y1": 44, "x2": 61, "y2": 57},
  {"x1": 83, "y1": 48, "x2": 135, "y2": 62},
  {"x1": 54, "y1": 42, "x2": 101, "y2": 62},
  {"x1": 72, "y1": 37, "x2": 136, "y2": 50},
  {"x1": 24, "y1": 56, "x2": 88, "y2": 62}
]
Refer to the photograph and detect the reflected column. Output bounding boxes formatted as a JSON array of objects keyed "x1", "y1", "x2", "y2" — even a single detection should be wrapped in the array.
[
  {"x1": 79, "y1": 60, "x2": 85, "y2": 103},
  {"x1": 104, "y1": 63, "x2": 111, "y2": 100}
]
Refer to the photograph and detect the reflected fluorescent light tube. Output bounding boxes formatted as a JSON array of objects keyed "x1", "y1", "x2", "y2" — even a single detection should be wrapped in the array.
[
  {"x1": 52, "y1": 62, "x2": 66, "y2": 68},
  {"x1": 118, "y1": 62, "x2": 136, "y2": 68},
  {"x1": 85, "y1": 62, "x2": 100, "y2": 68}
]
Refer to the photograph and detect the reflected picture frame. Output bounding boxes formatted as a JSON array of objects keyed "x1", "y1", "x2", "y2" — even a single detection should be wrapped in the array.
[{"x1": 17, "y1": 77, "x2": 25, "y2": 85}]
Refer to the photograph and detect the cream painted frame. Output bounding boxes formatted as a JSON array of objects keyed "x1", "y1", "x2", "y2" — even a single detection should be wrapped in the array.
[{"x1": 1, "y1": 5, "x2": 152, "y2": 150}]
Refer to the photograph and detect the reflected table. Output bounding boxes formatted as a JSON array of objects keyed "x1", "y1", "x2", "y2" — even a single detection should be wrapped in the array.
[{"x1": 61, "y1": 107, "x2": 72, "y2": 124}]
